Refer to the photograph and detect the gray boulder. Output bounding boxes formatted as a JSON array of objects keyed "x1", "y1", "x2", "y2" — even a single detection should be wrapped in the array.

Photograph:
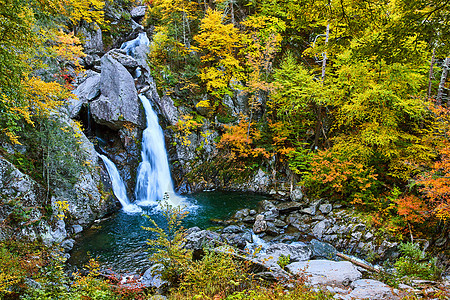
[
  {"x1": 109, "y1": 49, "x2": 138, "y2": 70},
  {"x1": 276, "y1": 202, "x2": 303, "y2": 213},
  {"x1": 348, "y1": 279, "x2": 398, "y2": 299},
  {"x1": 319, "y1": 204, "x2": 333, "y2": 214},
  {"x1": 69, "y1": 73, "x2": 101, "y2": 118},
  {"x1": 232, "y1": 208, "x2": 250, "y2": 220},
  {"x1": 182, "y1": 230, "x2": 221, "y2": 251},
  {"x1": 222, "y1": 225, "x2": 244, "y2": 234},
  {"x1": 90, "y1": 51, "x2": 143, "y2": 130},
  {"x1": 253, "y1": 214, "x2": 267, "y2": 234},
  {"x1": 312, "y1": 219, "x2": 331, "y2": 239},
  {"x1": 220, "y1": 233, "x2": 249, "y2": 249},
  {"x1": 141, "y1": 264, "x2": 168, "y2": 289},
  {"x1": 61, "y1": 238, "x2": 75, "y2": 252},
  {"x1": 286, "y1": 260, "x2": 362, "y2": 286},
  {"x1": 130, "y1": 6, "x2": 146, "y2": 18},
  {"x1": 309, "y1": 239, "x2": 337, "y2": 259},
  {"x1": 266, "y1": 242, "x2": 312, "y2": 262},
  {"x1": 290, "y1": 187, "x2": 303, "y2": 201}
]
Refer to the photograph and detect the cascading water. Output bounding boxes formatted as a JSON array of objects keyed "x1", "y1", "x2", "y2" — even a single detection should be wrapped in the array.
[
  {"x1": 98, "y1": 154, "x2": 142, "y2": 213},
  {"x1": 120, "y1": 32, "x2": 149, "y2": 57},
  {"x1": 135, "y1": 94, "x2": 184, "y2": 207}
]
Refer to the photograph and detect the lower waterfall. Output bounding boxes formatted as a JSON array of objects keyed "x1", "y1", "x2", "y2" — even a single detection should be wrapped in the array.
[{"x1": 98, "y1": 154, "x2": 142, "y2": 213}]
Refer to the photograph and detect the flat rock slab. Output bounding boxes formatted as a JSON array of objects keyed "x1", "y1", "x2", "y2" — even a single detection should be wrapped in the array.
[
  {"x1": 276, "y1": 202, "x2": 303, "y2": 213},
  {"x1": 286, "y1": 259, "x2": 362, "y2": 286},
  {"x1": 347, "y1": 279, "x2": 399, "y2": 299}
]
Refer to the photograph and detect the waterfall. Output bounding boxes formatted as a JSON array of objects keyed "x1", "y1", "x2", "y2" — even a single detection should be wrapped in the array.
[
  {"x1": 135, "y1": 94, "x2": 184, "y2": 207},
  {"x1": 120, "y1": 32, "x2": 149, "y2": 57},
  {"x1": 245, "y1": 232, "x2": 269, "y2": 254},
  {"x1": 98, "y1": 154, "x2": 142, "y2": 213}
]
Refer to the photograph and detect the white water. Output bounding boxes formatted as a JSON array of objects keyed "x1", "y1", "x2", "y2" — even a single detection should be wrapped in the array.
[
  {"x1": 120, "y1": 32, "x2": 149, "y2": 57},
  {"x1": 98, "y1": 154, "x2": 142, "y2": 214},
  {"x1": 135, "y1": 94, "x2": 185, "y2": 207},
  {"x1": 245, "y1": 232, "x2": 269, "y2": 254}
]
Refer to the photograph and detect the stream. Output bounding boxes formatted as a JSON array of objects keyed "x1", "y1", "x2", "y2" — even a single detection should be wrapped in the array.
[{"x1": 68, "y1": 191, "x2": 268, "y2": 272}]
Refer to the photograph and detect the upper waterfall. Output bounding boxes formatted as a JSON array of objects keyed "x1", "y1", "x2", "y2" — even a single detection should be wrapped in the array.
[{"x1": 135, "y1": 94, "x2": 184, "y2": 207}]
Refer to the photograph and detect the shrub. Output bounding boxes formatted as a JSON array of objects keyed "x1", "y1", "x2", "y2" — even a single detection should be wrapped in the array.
[
  {"x1": 301, "y1": 149, "x2": 379, "y2": 207},
  {"x1": 178, "y1": 250, "x2": 249, "y2": 298},
  {"x1": 142, "y1": 200, "x2": 192, "y2": 285},
  {"x1": 394, "y1": 242, "x2": 442, "y2": 280}
]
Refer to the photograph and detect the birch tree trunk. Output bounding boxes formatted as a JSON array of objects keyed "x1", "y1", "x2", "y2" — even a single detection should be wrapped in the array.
[
  {"x1": 437, "y1": 57, "x2": 450, "y2": 105},
  {"x1": 315, "y1": 22, "x2": 329, "y2": 149},
  {"x1": 428, "y1": 48, "x2": 435, "y2": 98}
]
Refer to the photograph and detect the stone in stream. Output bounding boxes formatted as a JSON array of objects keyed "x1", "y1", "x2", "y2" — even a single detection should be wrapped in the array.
[
  {"x1": 232, "y1": 208, "x2": 250, "y2": 219},
  {"x1": 265, "y1": 223, "x2": 284, "y2": 236},
  {"x1": 286, "y1": 260, "x2": 362, "y2": 286},
  {"x1": 312, "y1": 219, "x2": 331, "y2": 239},
  {"x1": 265, "y1": 243, "x2": 312, "y2": 262},
  {"x1": 61, "y1": 239, "x2": 75, "y2": 252},
  {"x1": 222, "y1": 225, "x2": 244, "y2": 234},
  {"x1": 276, "y1": 202, "x2": 303, "y2": 213},
  {"x1": 309, "y1": 239, "x2": 337, "y2": 259},
  {"x1": 259, "y1": 200, "x2": 279, "y2": 221},
  {"x1": 141, "y1": 264, "x2": 168, "y2": 289},
  {"x1": 253, "y1": 214, "x2": 267, "y2": 234},
  {"x1": 109, "y1": 49, "x2": 139, "y2": 70},
  {"x1": 221, "y1": 233, "x2": 249, "y2": 250},
  {"x1": 242, "y1": 216, "x2": 256, "y2": 223}
]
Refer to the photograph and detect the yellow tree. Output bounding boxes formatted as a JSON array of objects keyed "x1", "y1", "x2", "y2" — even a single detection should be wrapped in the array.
[{"x1": 194, "y1": 9, "x2": 244, "y2": 99}]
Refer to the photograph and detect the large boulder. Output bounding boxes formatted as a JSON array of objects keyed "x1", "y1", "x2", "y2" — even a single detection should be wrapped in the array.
[
  {"x1": 253, "y1": 214, "x2": 267, "y2": 234},
  {"x1": 265, "y1": 242, "x2": 312, "y2": 262},
  {"x1": 69, "y1": 72, "x2": 101, "y2": 118},
  {"x1": 182, "y1": 229, "x2": 221, "y2": 251},
  {"x1": 90, "y1": 51, "x2": 144, "y2": 130},
  {"x1": 286, "y1": 260, "x2": 362, "y2": 286},
  {"x1": 348, "y1": 279, "x2": 398, "y2": 299},
  {"x1": 276, "y1": 202, "x2": 303, "y2": 214},
  {"x1": 109, "y1": 49, "x2": 139, "y2": 70}
]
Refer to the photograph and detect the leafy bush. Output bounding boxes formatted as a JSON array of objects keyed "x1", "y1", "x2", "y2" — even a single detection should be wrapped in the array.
[
  {"x1": 301, "y1": 149, "x2": 379, "y2": 207},
  {"x1": 277, "y1": 254, "x2": 291, "y2": 269},
  {"x1": 394, "y1": 242, "x2": 442, "y2": 280},
  {"x1": 178, "y1": 250, "x2": 248, "y2": 298},
  {"x1": 142, "y1": 200, "x2": 192, "y2": 285}
]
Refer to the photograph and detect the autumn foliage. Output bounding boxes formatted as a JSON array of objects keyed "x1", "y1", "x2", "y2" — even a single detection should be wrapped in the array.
[{"x1": 418, "y1": 142, "x2": 450, "y2": 222}]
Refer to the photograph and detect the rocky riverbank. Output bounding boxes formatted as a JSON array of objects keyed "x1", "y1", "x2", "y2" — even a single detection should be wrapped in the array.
[{"x1": 132, "y1": 198, "x2": 450, "y2": 300}]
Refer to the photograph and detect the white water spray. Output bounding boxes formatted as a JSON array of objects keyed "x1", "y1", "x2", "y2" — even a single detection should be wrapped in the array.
[
  {"x1": 120, "y1": 32, "x2": 149, "y2": 57},
  {"x1": 135, "y1": 94, "x2": 185, "y2": 207},
  {"x1": 98, "y1": 154, "x2": 142, "y2": 213}
]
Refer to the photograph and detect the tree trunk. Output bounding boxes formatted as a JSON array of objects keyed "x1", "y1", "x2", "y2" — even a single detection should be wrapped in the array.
[
  {"x1": 321, "y1": 23, "x2": 330, "y2": 82},
  {"x1": 428, "y1": 48, "x2": 436, "y2": 98},
  {"x1": 230, "y1": 0, "x2": 235, "y2": 25},
  {"x1": 437, "y1": 57, "x2": 450, "y2": 105},
  {"x1": 315, "y1": 22, "x2": 329, "y2": 149}
]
